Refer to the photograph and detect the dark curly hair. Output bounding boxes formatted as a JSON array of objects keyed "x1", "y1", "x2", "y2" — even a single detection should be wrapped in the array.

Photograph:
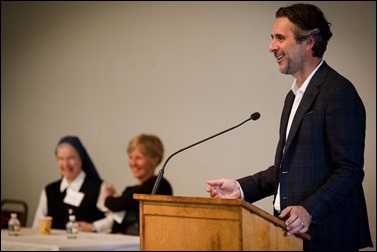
[{"x1": 276, "y1": 3, "x2": 333, "y2": 58}]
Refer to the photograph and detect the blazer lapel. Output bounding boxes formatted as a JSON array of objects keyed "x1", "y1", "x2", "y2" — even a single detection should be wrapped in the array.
[
  {"x1": 274, "y1": 90, "x2": 295, "y2": 167},
  {"x1": 284, "y1": 63, "x2": 328, "y2": 152},
  {"x1": 284, "y1": 90, "x2": 318, "y2": 150},
  {"x1": 280, "y1": 91, "x2": 295, "y2": 141}
]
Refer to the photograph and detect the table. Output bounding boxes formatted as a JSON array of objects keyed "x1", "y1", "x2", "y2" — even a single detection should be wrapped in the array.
[{"x1": 1, "y1": 228, "x2": 139, "y2": 251}]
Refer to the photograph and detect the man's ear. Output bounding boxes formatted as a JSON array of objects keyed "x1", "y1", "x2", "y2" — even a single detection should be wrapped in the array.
[{"x1": 305, "y1": 34, "x2": 315, "y2": 49}]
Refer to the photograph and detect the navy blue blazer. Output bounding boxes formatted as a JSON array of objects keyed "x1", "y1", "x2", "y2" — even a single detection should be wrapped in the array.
[{"x1": 238, "y1": 61, "x2": 373, "y2": 251}]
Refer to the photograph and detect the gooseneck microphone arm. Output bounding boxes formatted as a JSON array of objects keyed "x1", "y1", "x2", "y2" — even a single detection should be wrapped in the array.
[{"x1": 151, "y1": 112, "x2": 260, "y2": 194}]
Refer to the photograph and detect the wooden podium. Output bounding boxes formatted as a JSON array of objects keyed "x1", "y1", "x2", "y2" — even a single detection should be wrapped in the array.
[{"x1": 134, "y1": 194, "x2": 310, "y2": 251}]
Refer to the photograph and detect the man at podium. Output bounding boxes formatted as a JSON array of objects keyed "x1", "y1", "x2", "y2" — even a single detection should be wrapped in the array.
[{"x1": 206, "y1": 3, "x2": 372, "y2": 251}]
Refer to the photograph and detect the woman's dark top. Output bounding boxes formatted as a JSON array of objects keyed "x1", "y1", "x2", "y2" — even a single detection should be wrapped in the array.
[
  {"x1": 45, "y1": 177, "x2": 105, "y2": 229},
  {"x1": 104, "y1": 176, "x2": 173, "y2": 235}
]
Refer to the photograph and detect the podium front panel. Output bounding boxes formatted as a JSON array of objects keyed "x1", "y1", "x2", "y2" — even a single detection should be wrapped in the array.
[
  {"x1": 141, "y1": 200, "x2": 242, "y2": 250},
  {"x1": 135, "y1": 194, "x2": 304, "y2": 251}
]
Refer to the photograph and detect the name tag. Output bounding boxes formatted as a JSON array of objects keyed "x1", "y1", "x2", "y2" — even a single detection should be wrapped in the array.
[{"x1": 64, "y1": 187, "x2": 85, "y2": 207}]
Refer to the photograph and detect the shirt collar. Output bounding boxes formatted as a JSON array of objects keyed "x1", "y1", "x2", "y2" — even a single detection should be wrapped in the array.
[
  {"x1": 60, "y1": 170, "x2": 86, "y2": 192},
  {"x1": 291, "y1": 60, "x2": 323, "y2": 95}
]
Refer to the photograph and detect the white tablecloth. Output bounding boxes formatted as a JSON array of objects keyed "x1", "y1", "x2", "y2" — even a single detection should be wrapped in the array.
[{"x1": 1, "y1": 228, "x2": 139, "y2": 251}]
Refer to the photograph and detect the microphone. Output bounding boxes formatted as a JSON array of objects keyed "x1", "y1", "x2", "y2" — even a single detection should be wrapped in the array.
[{"x1": 151, "y1": 112, "x2": 261, "y2": 194}]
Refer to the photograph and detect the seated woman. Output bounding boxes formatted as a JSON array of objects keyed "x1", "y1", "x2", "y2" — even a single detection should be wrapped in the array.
[
  {"x1": 101, "y1": 133, "x2": 173, "y2": 235},
  {"x1": 32, "y1": 136, "x2": 112, "y2": 233}
]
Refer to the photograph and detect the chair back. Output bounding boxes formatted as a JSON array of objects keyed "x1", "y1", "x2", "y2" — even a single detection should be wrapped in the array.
[{"x1": 1, "y1": 199, "x2": 28, "y2": 228}]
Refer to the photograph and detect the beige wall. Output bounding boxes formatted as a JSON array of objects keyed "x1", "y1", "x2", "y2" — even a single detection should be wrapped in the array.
[{"x1": 1, "y1": 1, "x2": 375, "y2": 249}]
